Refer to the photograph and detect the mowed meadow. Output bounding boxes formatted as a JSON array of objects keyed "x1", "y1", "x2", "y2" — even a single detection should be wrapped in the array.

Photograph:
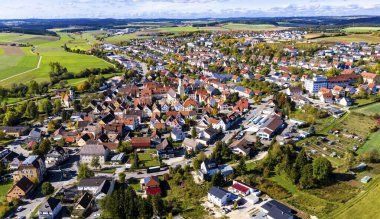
[{"x1": 0, "y1": 32, "x2": 112, "y2": 87}]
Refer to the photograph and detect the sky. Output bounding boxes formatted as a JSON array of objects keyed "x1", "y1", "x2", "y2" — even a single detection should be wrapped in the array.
[{"x1": 0, "y1": 0, "x2": 380, "y2": 19}]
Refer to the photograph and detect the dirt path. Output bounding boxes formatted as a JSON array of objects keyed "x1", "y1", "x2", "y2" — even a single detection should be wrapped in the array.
[{"x1": 0, "y1": 55, "x2": 42, "y2": 83}]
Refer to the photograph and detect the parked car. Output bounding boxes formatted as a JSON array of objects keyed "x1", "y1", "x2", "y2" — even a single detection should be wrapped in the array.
[{"x1": 17, "y1": 206, "x2": 23, "y2": 212}]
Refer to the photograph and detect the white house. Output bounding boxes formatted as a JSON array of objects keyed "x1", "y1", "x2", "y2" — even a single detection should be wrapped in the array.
[
  {"x1": 170, "y1": 127, "x2": 186, "y2": 141},
  {"x1": 79, "y1": 144, "x2": 109, "y2": 165},
  {"x1": 208, "y1": 186, "x2": 234, "y2": 207}
]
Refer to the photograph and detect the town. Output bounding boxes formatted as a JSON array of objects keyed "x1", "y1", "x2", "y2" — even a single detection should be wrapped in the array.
[{"x1": 0, "y1": 16, "x2": 380, "y2": 219}]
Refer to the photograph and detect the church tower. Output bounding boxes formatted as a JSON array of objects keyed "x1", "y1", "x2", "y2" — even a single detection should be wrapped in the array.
[{"x1": 177, "y1": 79, "x2": 184, "y2": 97}]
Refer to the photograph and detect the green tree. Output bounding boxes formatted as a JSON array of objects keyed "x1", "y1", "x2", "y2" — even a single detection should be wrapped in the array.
[
  {"x1": 91, "y1": 156, "x2": 101, "y2": 169},
  {"x1": 41, "y1": 182, "x2": 54, "y2": 196},
  {"x1": 312, "y1": 157, "x2": 333, "y2": 184},
  {"x1": 211, "y1": 171, "x2": 225, "y2": 187},
  {"x1": 299, "y1": 164, "x2": 315, "y2": 189},
  {"x1": 78, "y1": 164, "x2": 94, "y2": 179},
  {"x1": 38, "y1": 99, "x2": 53, "y2": 115},
  {"x1": 53, "y1": 99, "x2": 61, "y2": 114},
  {"x1": 25, "y1": 101, "x2": 38, "y2": 119},
  {"x1": 151, "y1": 195, "x2": 165, "y2": 216},
  {"x1": 235, "y1": 157, "x2": 247, "y2": 176},
  {"x1": 37, "y1": 139, "x2": 51, "y2": 156},
  {"x1": 191, "y1": 127, "x2": 197, "y2": 139},
  {"x1": 3, "y1": 110, "x2": 19, "y2": 126},
  {"x1": 119, "y1": 172, "x2": 126, "y2": 183}
]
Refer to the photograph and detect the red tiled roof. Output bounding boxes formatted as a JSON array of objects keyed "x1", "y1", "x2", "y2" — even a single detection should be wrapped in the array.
[{"x1": 232, "y1": 183, "x2": 249, "y2": 193}]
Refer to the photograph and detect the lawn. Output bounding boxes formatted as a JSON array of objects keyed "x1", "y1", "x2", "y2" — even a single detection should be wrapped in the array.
[
  {"x1": 353, "y1": 102, "x2": 380, "y2": 116},
  {"x1": 138, "y1": 150, "x2": 160, "y2": 168},
  {"x1": 335, "y1": 112, "x2": 377, "y2": 138},
  {"x1": 343, "y1": 27, "x2": 380, "y2": 33},
  {"x1": 0, "y1": 32, "x2": 113, "y2": 87},
  {"x1": 317, "y1": 34, "x2": 380, "y2": 44},
  {"x1": 357, "y1": 130, "x2": 380, "y2": 154},
  {"x1": 0, "y1": 182, "x2": 12, "y2": 203}
]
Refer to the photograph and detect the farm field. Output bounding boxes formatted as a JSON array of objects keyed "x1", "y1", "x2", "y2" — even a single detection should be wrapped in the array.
[
  {"x1": 221, "y1": 23, "x2": 287, "y2": 31},
  {"x1": 0, "y1": 33, "x2": 58, "y2": 45},
  {"x1": 353, "y1": 102, "x2": 380, "y2": 115},
  {"x1": 0, "y1": 32, "x2": 113, "y2": 87},
  {"x1": 316, "y1": 34, "x2": 380, "y2": 44},
  {"x1": 343, "y1": 27, "x2": 380, "y2": 33},
  {"x1": 0, "y1": 45, "x2": 40, "y2": 81}
]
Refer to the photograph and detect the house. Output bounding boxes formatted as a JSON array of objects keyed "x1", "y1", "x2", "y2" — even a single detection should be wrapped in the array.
[
  {"x1": 182, "y1": 138, "x2": 202, "y2": 152},
  {"x1": 261, "y1": 200, "x2": 295, "y2": 219},
  {"x1": 45, "y1": 146, "x2": 69, "y2": 167},
  {"x1": 77, "y1": 177, "x2": 115, "y2": 199},
  {"x1": 361, "y1": 72, "x2": 379, "y2": 84},
  {"x1": 141, "y1": 176, "x2": 161, "y2": 195},
  {"x1": 131, "y1": 137, "x2": 151, "y2": 148},
  {"x1": 71, "y1": 192, "x2": 93, "y2": 218},
  {"x1": 14, "y1": 155, "x2": 46, "y2": 183},
  {"x1": 0, "y1": 126, "x2": 29, "y2": 137},
  {"x1": 285, "y1": 87, "x2": 303, "y2": 96},
  {"x1": 28, "y1": 128, "x2": 42, "y2": 141},
  {"x1": 339, "y1": 97, "x2": 353, "y2": 106},
  {"x1": 38, "y1": 197, "x2": 62, "y2": 219},
  {"x1": 199, "y1": 126, "x2": 218, "y2": 143},
  {"x1": 229, "y1": 180, "x2": 261, "y2": 197},
  {"x1": 320, "y1": 92, "x2": 334, "y2": 103},
  {"x1": 79, "y1": 144, "x2": 110, "y2": 165},
  {"x1": 207, "y1": 186, "x2": 235, "y2": 207},
  {"x1": 156, "y1": 139, "x2": 175, "y2": 158},
  {"x1": 170, "y1": 127, "x2": 185, "y2": 141},
  {"x1": 228, "y1": 137, "x2": 253, "y2": 156},
  {"x1": 200, "y1": 158, "x2": 234, "y2": 181},
  {"x1": 6, "y1": 176, "x2": 34, "y2": 202}
]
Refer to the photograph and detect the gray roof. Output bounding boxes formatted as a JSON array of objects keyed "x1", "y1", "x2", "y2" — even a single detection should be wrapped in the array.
[
  {"x1": 208, "y1": 186, "x2": 229, "y2": 199},
  {"x1": 39, "y1": 197, "x2": 61, "y2": 213},
  {"x1": 79, "y1": 144, "x2": 107, "y2": 156},
  {"x1": 78, "y1": 177, "x2": 109, "y2": 188}
]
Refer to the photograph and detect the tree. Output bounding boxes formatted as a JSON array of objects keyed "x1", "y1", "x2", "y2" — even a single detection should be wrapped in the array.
[
  {"x1": 37, "y1": 139, "x2": 51, "y2": 156},
  {"x1": 25, "y1": 101, "x2": 38, "y2": 119},
  {"x1": 41, "y1": 182, "x2": 54, "y2": 196},
  {"x1": 78, "y1": 164, "x2": 94, "y2": 179},
  {"x1": 312, "y1": 157, "x2": 333, "y2": 184},
  {"x1": 0, "y1": 130, "x2": 6, "y2": 141},
  {"x1": 299, "y1": 164, "x2": 315, "y2": 189},
  {"x1": 235, "y1": 157, "x2": 247, "y2": 176},
  {"x1": 119, "y1": 172, "x2": 126, "y2": 183},
  {"x1": 308, "y1": 126, "x2": 316, "y2": 135},
  {"x1": 76, "y1": 81, "x2": 91, "y2": 92},
  {"x1": 3, "y1": 110, "x2": 19, "y2": 126},
  {"x1": 211, "y1": 171, "x2": 225, "y2": 187},
  {"x1": 151, "y1": 195, "x2": 165, "y2": 216},
  {"x1": 91, "y1": 156, "x2": 101, "y2": 169},
  {"x1": 191, "y1": 127, "x2": 197, "y2": 139},
  {"x1": 38, "y1": 99, "x2": 52, "y2": 115},
  {"x1": 360, "y1": 149, "x2": 380, "y2": 163},
  {"x1": 53, "y1": 99, "x2": 61, "y2": 114}
]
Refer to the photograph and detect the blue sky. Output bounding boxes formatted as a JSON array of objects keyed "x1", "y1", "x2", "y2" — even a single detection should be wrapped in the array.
[{"x1": 1, "y1": 0, "x2": 380, "y2": 19}]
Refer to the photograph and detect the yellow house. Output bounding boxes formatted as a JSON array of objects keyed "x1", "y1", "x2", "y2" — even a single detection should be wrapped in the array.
[{"x1": 14, "y1": 155, "x2": 46, "y2": 184}]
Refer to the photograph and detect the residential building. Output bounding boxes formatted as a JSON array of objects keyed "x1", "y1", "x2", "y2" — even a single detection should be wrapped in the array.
[
  {"x1": 38, "y1": 197, "x2": 62, "y2": 219},
  {"x1": 207, "y1": 186, "x2": 235, "y2": 207},
  {"x1": 6, "y1": 176, "x2": 34, "y2": 202},
  {"x1": 79, "y1": 144, "x2": 110, "y2": 165},
  {"x1": 14, "y1": 155, "x2": 46, "y2": 183}
]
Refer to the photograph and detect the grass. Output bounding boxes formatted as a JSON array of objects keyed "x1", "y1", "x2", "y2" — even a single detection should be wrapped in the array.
[
  {"x1": 138, "y1": 150, "x2": 160, "y2": 168},
  {"x1": 270, "y1": 175, "x2": 297, "y2": 194},
  {"x1": 0, "y1": 182, "x2": 12, "y2": 203},
  {"x1": 331, "y1": 175, "x2": 380, "y2": 219},
  {"x1": 358, "y1": 130, "x2": 380, "y2": 154},
  {"x1": 0, "y1": 32, "x2": 113, "y2": 87},
  {"x1": 343, "y1": 27, "x2": 380, "y2": 33},
  {"x1": 335, "y1": 113, "x2": 377, "y2": 138},
  {"x1": 353, "y1": 102, "x2": 380, "y2": 116}
]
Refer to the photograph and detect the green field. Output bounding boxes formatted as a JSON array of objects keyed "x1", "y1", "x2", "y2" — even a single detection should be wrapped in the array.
[
  {"x1": 138, "y1": 150, "x2": 160, "y2": 168},
  {"x1": 331, "y1": 176, "x2": 380, "y2": 219},
  {"x1": 358, "y1": 130, "x2": 380, "y2": 154},
  {"x1": 0, "y1": 32, "x2": 113, "y2": 87},
  {"x1": 343, "y1": 27, "x2": 380, "y2": 33},
  {"x1": 0, "y1": 182, "x2": 12, "y2": 203},
  {"x1": 317, "y1": 34, "x2": 380, "y2": 44},
  {"x1": 0, "y1": 33, "x2": 58, "y2": 45},
  {"x1": 353, "y1": 102, "x2": 380, "y2": 115}
]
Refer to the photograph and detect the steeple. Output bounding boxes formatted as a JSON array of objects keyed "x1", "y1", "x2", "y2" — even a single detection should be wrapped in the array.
[{"x1": 177, "y1": 78, "x2": 184, "y2": 97}]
